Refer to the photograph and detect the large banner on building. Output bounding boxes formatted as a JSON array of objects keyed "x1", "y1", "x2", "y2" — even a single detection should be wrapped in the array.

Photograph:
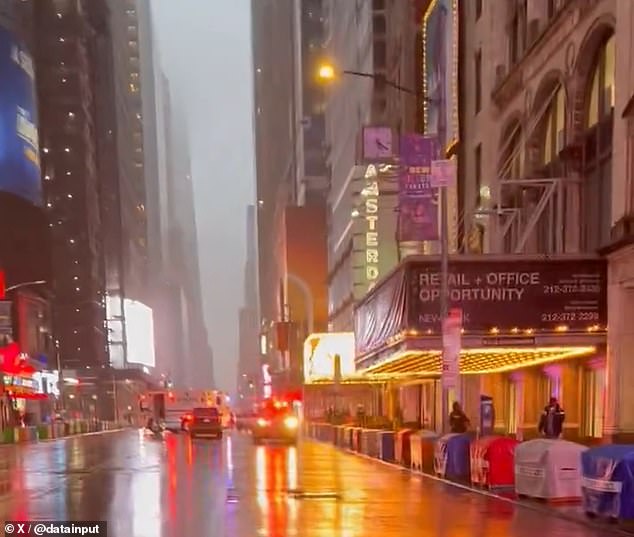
[
  {"x1": 0, "y1": 27, "x2": 40, "y2": 205},
  {"x1": 407, "y1": 257, "x2": 607, "y2": 331},
  {"x1": 398, "y1": 134, "x2": 439, "y2": 241},
  {"x1": 354, "y1": 266, "x2": 409, "y2": 356}
]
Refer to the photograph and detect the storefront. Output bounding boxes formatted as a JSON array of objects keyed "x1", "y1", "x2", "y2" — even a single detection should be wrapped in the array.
[{"x1": 354, "y1": 255, "x2": 607, "y2": 442}]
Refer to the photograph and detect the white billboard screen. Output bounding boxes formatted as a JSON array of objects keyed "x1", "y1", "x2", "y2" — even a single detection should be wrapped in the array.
[{"x1": 124, "y1": 299, "x2": 156, "y2": 368}]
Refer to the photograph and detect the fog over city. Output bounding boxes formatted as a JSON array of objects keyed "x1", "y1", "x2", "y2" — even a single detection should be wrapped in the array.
[{"x1": 153, "y1": 0, "x2": 255, "y2": 393}]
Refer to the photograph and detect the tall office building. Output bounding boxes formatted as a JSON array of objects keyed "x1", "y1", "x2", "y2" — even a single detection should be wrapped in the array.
[
  {"x1": 237, "y1": 205, "x2": 259, "y2": 407},
  {"x1": 251, "y1": 0, "x2": 296, "y2": 329},
  {"x1": 32, "y1": 0, "x2": 110, "y2": 369},
  {"x1": 164, "y1": 101, "x2": 214, "y2": 389}
]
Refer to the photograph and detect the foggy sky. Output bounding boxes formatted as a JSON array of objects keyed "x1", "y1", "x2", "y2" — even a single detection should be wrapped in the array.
[{"x1": 152, "y1": 1, "x2": 255, "y2": 393}]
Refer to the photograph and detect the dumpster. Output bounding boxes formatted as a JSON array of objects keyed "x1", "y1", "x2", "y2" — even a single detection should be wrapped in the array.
[
  {"x1": 379, "y1": 431, "x2": 395, "y2": 462},
  {"x1": 470, "y1": 436, "x2": 519, "y2": 488},
  {"x1": 514, "y1": 439, "x2": 587, "y2": 501},
  {"x1": 434, "y1": 433, "x2": 472, "y2": 481},
  {"x1": 581, "y1": 444, "x2": 634, "y2": 521},
  {"x1": 410, "y1": 430, "x2": 438, "y2": 473},
  {"x1": 361, "y1": 429, "x2": 381, "y2": 458},
  {"x1": 395, "y1": 429, "x2": 414, "y2": 467}
]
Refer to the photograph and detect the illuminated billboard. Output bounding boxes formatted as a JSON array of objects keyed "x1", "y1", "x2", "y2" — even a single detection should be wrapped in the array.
[
  {"x1": 303, "y1": 332, "x2": 355, "y2": 383},
  {"x1": 124, "y1": 299, "x2": 156, "y2": 368},
  {"x1": 0, "y1": 27, "x2": 40, "y2": 205}
]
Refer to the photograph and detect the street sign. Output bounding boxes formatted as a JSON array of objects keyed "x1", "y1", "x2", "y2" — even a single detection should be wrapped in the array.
[
  {"x1": 431, "y1": 159, "x2": 456, "y2": 188},
  {"x1": 441, "y1": 308, "x2": 462, "y2": 389}
]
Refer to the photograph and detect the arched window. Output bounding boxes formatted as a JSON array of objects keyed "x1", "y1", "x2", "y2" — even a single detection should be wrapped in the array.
[
  {"x1": 499, "y1": 122, "x2": 524, "y2": 180},
  {"x1": 541, "y1": 85, "x2": 566, "y2": 167},
  {"x1": 582, "y1": 34, "x2": 615, "y2": 251}
]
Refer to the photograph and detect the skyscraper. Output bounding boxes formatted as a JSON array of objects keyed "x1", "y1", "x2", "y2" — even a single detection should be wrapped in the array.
[{"x1": 32, "y1": 0, "x2": 110, "y2": 370}]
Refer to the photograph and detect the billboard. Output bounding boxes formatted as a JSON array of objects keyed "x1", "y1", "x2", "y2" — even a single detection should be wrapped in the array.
[
  {"x1": 0, "y1": 26, "x2": 40, "y2": 205},
  {"x1": 124, "y1": 299, "x2": 156, "y2": 368},
  {"x1": 303, "y1": 332, "x2": 355, "y2": 383},
  {"x1": 354, "y1": 257, "x2": 607, "y2": 356},
  {"x1": 408, "y1": 258, "x2": 607, "y2": 331}
]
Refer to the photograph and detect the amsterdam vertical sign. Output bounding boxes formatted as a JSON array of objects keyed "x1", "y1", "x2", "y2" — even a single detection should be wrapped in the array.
[{"x1": 364, "y1": 164, "x2": 380, "y2": 290}]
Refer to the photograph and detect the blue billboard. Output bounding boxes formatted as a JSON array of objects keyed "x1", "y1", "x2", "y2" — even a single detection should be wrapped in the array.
[{"x1": 0, "y1": 27, "x2": 40, "y2": 206}]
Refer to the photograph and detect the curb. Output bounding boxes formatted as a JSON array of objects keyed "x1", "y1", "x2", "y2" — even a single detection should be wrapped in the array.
[
  {"x1": 316, "y1": 439, "x2": 634, "y2": 536},
  {"x1": 0, "y1": 427, "x2": 127, "y2": 447},
  {"x1": 37, "y1": 428, "x2": 126, "y2": 443}
]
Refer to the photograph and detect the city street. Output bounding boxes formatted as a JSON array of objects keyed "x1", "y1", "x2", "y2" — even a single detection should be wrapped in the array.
[{"x1": 0, "y1": 430, "x2": 626, "y2": 537}]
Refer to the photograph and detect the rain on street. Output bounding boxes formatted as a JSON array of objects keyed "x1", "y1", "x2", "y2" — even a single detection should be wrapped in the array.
[{"x1": 0, "y1": 430, "x2": 626, "y2": 537}]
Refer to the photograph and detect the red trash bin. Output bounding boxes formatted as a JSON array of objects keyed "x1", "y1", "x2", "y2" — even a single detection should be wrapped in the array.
[
  {"x1": 470, "y1": 435, "x2": 519, "y2": 488},
  {"x1": 395, "y1": 429, "x2": 414, "y2": 467}
]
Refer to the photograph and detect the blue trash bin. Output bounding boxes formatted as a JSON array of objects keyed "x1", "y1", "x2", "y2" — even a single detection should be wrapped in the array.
[
  {"x1": 581, "y1": 444, "x2": 634, "y2": 521},
  {"x1": 379, "y1": 431, "x2": 395, "y2": 462},
  {"x1": 434, "y1": 433, "x2": 473, "y2": 482}
]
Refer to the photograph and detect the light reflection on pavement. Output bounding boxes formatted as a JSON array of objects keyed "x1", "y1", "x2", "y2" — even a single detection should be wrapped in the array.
[{"x1": 0, "y1": 430, "x2": 627, "y2": 537}]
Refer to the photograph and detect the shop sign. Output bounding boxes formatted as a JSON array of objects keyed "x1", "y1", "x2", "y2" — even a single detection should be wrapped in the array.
[
  {"x1": 364, "y1": 165, "x2": 380, "y2": 289},
  {"x1": 408, "y1": 257, "x2": 607, "y2": 331}
]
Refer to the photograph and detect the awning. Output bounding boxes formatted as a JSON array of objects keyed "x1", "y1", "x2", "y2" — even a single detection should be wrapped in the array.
[{"x1": 359, "y1": 346, "x2": 597, "y2": 377}]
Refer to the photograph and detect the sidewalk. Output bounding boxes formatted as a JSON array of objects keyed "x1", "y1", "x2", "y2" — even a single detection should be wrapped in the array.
[
  {"x1": 307, "y1": 423, "x2": 634, "y2": 536},
  {"x1": 1, "y1": 420, "x2": 122, "y2": 445}
]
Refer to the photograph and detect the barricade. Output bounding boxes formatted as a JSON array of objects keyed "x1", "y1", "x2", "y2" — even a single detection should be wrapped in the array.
[
  {"x1": 514, "y1": 439, "x2": 587, "y2": 503},
  {"x1": 470, "y1": 435, "x2": 519, "y2": 488},
  {"x1": 361, "y1": 429, "x2": 381, "y2": 459},
  {"x1": 14, "y1": 427, "x2": 38, "y2": 443},
  {"x1": 581, "y1": 444, "x2": 634, "y2": 521},
  {"x1": 53, "y1": 423, "x2": 65, "y2": 438},
  {"x1": 335, "y1": 426, "x2": 346, "y2": 447},
  {"x1": 410, "y1": 430, "x2": 438, "y2": 473},
  {"x1": 434, "y1": 433, "x2": 472, "y2": 482},
  {"x1": 395, "y1": 429, "x2": 414, "y2": 467},
  {"x1": 343, "y1": 427, "x2": 354, "y2": 449},
  {"x1": 379, "y1": 431, "x2": 395, "y2": 462},
  {"x1": 351, "y1": 427, "x2": 363, "y2": 452},
  {"x1": 37, "y1": 424, "x2": 53, "y2": 440}
]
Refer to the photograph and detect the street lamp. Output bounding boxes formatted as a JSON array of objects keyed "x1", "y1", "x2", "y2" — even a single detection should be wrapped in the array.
[
  {"x1": 317, "y1": 60, "x2": 456, "y2": 432},
  {"x1": 316, "y1": 62, "x2": 429, "y2": 98}
]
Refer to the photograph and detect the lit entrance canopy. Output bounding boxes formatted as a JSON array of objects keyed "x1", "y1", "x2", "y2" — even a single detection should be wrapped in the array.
[
  {"x1": 354, "y1": 255, "x2": 607, "y2": 374},
  {"x1": 359, "y1": 346, "x2": 597, "y2": 377}
]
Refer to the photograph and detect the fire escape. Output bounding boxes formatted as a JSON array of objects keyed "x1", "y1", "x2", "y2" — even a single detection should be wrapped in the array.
[{"x1": 462, "y1": 84, "x2": 583, "y2": 255}]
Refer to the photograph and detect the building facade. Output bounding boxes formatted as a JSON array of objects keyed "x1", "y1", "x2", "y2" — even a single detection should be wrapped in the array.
[
  {"x1": 325, "y1": 0, "x2": 426, "y2": 331},
  {"x1": 458, "y1": 0, "x2": 633, "y2": 441},
  {"x1": 33, "y1": 0, "x2": 110, "y2": 370}
]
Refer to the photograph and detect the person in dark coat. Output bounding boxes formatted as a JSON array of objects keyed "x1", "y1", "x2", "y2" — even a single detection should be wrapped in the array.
[
  {"x1": 538, "y1": 397, "x2": 565, "y2": 439},
  {"x1": 449, "y1": 402, "x2": 470, "y2": 433}
]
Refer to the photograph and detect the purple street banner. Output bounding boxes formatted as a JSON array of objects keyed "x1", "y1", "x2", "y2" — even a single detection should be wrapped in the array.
[
  {"x1": 399, "y1": 134, "x2": 439, "y2": 198},
  {"x1": 398, "y1": 134, "x2": 440, "y2": 241},
  {"x1": 398, "y1": 196, "x2": 439, "y2": 241}
]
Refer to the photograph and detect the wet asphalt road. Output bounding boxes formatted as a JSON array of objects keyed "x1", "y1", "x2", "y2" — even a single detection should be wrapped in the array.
[{"x1": 0, "y1": 429, "x2": 626, "y2": 537}]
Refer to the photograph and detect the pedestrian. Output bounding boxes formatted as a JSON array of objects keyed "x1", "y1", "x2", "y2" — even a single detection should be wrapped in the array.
[
  {"x1": 449, "y1": 401, "x2": 470, "y2": 433},
  {"x1": 538, "y1": 396, "x2": 565, "y2": 439}
]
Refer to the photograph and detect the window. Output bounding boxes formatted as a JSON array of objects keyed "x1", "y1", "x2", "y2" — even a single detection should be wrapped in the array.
[
  {"x1": 475, "y1": 144, "x2": 482, "y2": 206},
  {"x1": 475, "y1": 50, "x2": 482, "y2": 113},
  {"x1": 547, "y1": 0, "x2": 556, "y2": 19},
  {"x1": 582, "y1": 34, "x2": 615, "y2": 250},
  {"x1": 475, "y1": 0, "x2": 482, "y2": 20},
  {"x1": 540, "y1": 85, "x2": 566, "y2": 166},
  {"x1": 509, "y1": 1, "x2": 527, "y2": 65}
]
